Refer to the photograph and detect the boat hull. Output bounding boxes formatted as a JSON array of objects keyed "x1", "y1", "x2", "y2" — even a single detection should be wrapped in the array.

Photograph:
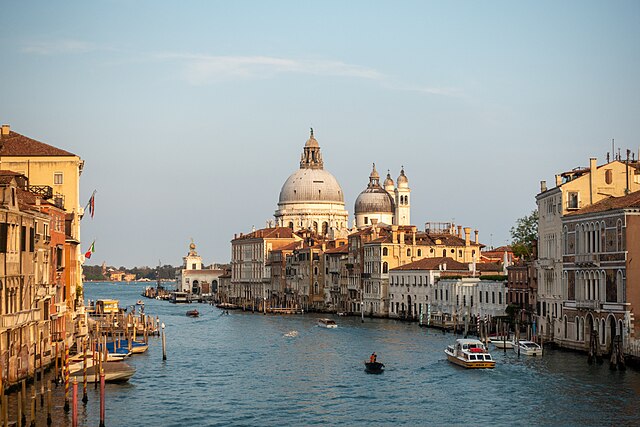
[
  {"x1": 364, "y1": 362, "x2": 385, "y2": 374},
  {"x1": 70, "y1": 361, "x2": 135, "y2": 383},
  {"x1": 445, "y1": 351, "x2": 496, "y2": 369},
  {"x1": 491, "y1": 339, "x2": 514, "y2": 349}
]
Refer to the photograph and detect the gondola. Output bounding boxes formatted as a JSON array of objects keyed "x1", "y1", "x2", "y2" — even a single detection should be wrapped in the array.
[{"x1": 364, "y1": 361, "x2": 385, "y2": 374}]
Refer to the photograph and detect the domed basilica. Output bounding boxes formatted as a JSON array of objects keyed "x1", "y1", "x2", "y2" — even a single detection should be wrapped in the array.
[
  {"x1": 354, "y1": 164, "x2": 411, "y2": 229},
  {"x1": 275, "y1": 129, "x2": 349, "y2": 236}
]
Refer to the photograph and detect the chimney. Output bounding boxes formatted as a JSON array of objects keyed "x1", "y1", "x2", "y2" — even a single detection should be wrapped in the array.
[
  {"x1": 464, "y1": 227, "x2": 471, "y2": 246},
  {"x1": 589, "y1": 157, "x2": 597, "y2": 204},
  {"x1": 391, "y1": 225, "x2": 398, "y2": 244},
  {"x1": 474, "y1": 230, "x2": 479, "y2": 244},
  {"x1": 399, "y1": 229, "x2": 405, "y2": 245},
  {"x1": 1, "y1": 124, "x2": 9, "y2": 136},
  {"x1": 411, "y1": 226, "x2": 417, "y2": 245},
  {"x1": 457, "y1": 225, "x2": 462, "y2": 237}
]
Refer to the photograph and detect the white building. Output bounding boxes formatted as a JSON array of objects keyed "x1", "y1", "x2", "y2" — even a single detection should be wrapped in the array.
[
  {"x1": 354, "y1": 164, "x2": 411, "y2": 229},
  {"x1": 176, "y1": 241, "x2": 225, "y2": 296},
  {"x1": 430, "y1": 278, "x2": 507, "y2": 326}
]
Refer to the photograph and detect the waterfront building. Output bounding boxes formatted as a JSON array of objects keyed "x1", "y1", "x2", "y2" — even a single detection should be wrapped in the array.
[
  {"x1": 430, "y1": 277, "x2": 508, "y2": 329},
  {"x1": 0, "y1": 125, "x2": 85, "y2": 315},
  {"x1": 535, "y1": 157, "x2": 640, "y2": 343},
  {"x1": 389, "y1": 257, "x2": 470, "y2": 320},
  {"x1": 268, "y1": 241, "x2": 302, "y2": 308},
  {"x1": 559, "y1": 190, "x2": 640, "y2": 357},
  {"x1": 0, "y1": 173, "x2": 57, "y2": 385},
  {"x1": 359, "y1": 222, "x2": 483, "y2": 317},
  {"x1": 274, "y1": 129, "x2": 349, "y2": 237},
  {"x1": 283, "y1": 237, "x2": 327, "y2": 311},
  {"x1": 507, "y1": 261, "x2": 538, "y2": 327},
  {"x1": 323, "y1": 242, "x2": 349, "y2": 313},
  {"x1": 231, "y1": 226, "x2": 302, "y2": 310},
  {"x1": 176, "y1": 240, "x2": 225, "y2": 298}
]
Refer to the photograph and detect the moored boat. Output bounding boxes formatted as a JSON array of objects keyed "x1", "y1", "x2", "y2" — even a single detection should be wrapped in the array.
[
  {"x1": 490, "y1": 335, "x2": 514, "y2": 349},
  {"x1": 514, "y1": 340, "x2": 543, "y2": 356},
  {"x1": 364, "y1": 361, "x2": 385, "y2": 374},
  {"x1": 445, "y1": 338, "x2": 496, "y2": 369},
  {"x1": 186, "y1": 309, "x2": 199, "y2": 317},
  {"x1": 70, "y1": 361, "x2": 136, "y2": 383},
  {"x1": 317, "y1": 318, "x2": 337, "y2": 328}
]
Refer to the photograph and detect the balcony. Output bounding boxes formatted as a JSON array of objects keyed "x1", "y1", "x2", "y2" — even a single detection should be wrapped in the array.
[
  {"x1": 28, "y1": 185, "x2": 53, "y2": 199},
  {"x1": 575, "y1": 300, "x2": 600, "y2": 310},
  {"x1": 0, "y1": 308, "x2": 41, "y2": 328},
  {"x1": 575, "y1": 254, "x2": 600, "y2": 267}
]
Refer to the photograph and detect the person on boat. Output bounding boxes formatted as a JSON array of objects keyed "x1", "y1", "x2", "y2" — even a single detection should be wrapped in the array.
[{"x1": 370, "y1": 352, "x2": 377, "y2": 363}]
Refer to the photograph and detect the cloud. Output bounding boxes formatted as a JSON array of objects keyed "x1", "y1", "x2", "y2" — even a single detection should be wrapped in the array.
[
  {"x1": 22, "y1": 39, "x2": 99, "y2": 55},
  {"x1": 155, "y1": 53, "x2": 384, "y2": 84}
]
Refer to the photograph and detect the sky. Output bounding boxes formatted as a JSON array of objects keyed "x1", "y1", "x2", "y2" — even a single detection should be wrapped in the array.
[{"x1": 1, "y1": 1, "x2": 639, "y2": 268}]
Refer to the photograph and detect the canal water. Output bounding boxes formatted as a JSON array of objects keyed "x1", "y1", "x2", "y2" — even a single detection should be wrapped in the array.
[{"x1": 10, "y1": 281, "x2": 640, "y2": 426}]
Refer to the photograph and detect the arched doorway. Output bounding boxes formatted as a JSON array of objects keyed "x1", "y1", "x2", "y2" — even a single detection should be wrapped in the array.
[
  {"x1": 586, "y1": 314, "x2": 594, "y2": 349},
  {"x1": 608, "y1": 315, "x2": 617, "y2": 353},
  {"x1": 407, "y1": 295, "x2": 413, "y2": 318}
]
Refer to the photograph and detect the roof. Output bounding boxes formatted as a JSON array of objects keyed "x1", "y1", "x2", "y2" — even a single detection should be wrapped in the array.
[
  {"x1": 324, "y1": 244, "x2": 349, "y2": 254},
  {"x1": 233, "y1": 227, "x2": 299, "y2": 241},
  {"x1": 566, "y1": 190, "x2": 640, "y2": 216},
  {"x1": 391, "y1": 257, "x2": 468, "y2": 272},
  {"x1": 0, "y1": 130, "x2": 76, "y2": 156}
]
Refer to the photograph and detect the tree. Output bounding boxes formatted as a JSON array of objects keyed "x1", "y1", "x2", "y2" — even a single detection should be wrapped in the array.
[{"x1": 510, "y1": 210, "x2": 538, "y2": 260}]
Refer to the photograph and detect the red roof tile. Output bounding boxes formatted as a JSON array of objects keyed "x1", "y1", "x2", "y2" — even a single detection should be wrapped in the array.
[
  {"x1": 0, "y1": 131, "x2": 75, "y2": 156},
  {"x1": 391, "y1": 257, "x2": 468, "y2": 271}
]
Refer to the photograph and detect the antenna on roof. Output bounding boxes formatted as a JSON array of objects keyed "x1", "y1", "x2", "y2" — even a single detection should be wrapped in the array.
[{"x1": 612, "y1": 138, "x2": 615, "y2": 160}]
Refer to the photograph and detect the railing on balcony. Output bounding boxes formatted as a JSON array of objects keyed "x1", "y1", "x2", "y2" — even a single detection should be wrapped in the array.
[
  {"x1": 28, "y1": 185, "x2": 53, "y2": 199},
  {"x1": 575, "y1": 254, "x2": 600, "y2": 266},
  {"x1": 0, "y1": 308, "x2": 42, "y2": 328},
  {"x1": 53, "y1": 193, "x2": 65, "y2": 209}
]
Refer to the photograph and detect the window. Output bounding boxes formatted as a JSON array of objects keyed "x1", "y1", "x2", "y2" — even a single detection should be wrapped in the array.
[
  {"x1": 383, "y1": 247, "x2": 388, "y2": 256},
  {"x1": 407, "y1": 249, "x2": 411, "y2": 256},
  {"x1": 54, "y1": 172, "x2": 63, "y2": 185},
  {"x1": 568, "y1": 192, "x2": 579, "y2": 209},
  {"x1": 605, "y1": 169, "x2": 613, "y2": 185},
  {"x1": 382, "y1": 262, "x2": 388, "y2": 274},
  {"x1": 417, "y1": 249, "x2": 422, "y2": 256},
  {"x1": 364, "y1": 217, "x2": 368, "y2": 225}
]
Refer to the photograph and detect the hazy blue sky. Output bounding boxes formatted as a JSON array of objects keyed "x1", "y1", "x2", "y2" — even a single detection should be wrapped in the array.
[{"x1": 1, "y1": 1, "x2": 638, "y2": 267}]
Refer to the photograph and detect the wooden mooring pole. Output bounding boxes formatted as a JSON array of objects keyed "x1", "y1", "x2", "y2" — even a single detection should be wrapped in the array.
[
  {"x1": 162, "y1": 323, "x2": 167, "y2": 361},
  {"x1": 99, "y1": 370, "x2": 106, "y2": 427}
]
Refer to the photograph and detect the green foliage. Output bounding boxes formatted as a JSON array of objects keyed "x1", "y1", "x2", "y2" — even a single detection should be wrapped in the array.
[{"x1": 510, "y1": 210, "x2": 538, "y2": 260}]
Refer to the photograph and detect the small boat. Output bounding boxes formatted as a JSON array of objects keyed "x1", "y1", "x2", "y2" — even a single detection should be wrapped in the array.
[
  {"x1": 136, "y1": 300, "x2": 144, "y2": 306},
  {"x1": 514, "y1": 340, "x2": 543, "y2": 356},
  {"x1": 283, "y1": 330, "x2": 299, "y2": 338},
  {"x1": 490, "y1": 335, "x2": 514, "y2": 349},
  {"x1": 171, "y1": 291, "x2": 189, "y2": 304},
  {"x1": 364, "y1": 361, "x2": 385, "y2": 374},
  {"x1": 116, "y1": 339, "x2": 149, "y2": 354},
  {"x1": 70, "y1": 361, "x2": 136, "y2": 383},
  {"x1": 186, "y1": 309, "x2": 200, "y2": 317},
  {"x1": 337, "y1": 312, "x2": 348, "y2": 317},
  {"x1": 445, "y1": 338, "x2": 496, "y2": 369},
  {"x1": 317, "y1": 318, "x2": 337, "y2": 328}
]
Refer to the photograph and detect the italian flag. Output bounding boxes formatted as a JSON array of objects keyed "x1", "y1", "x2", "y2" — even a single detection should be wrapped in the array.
[{"x1": 85, "y1": 241, "x2": 95, "y2": 259}]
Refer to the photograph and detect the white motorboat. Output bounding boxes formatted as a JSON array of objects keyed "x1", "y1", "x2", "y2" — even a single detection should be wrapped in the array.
[
  {"x1": 317, "y1": 318, "x2": 337, "y2": 328},
  {"x1": 514, "y1": 340, "x2": 543, "y2": 356},
  {"x1": 444, "y1": 338, "x2": 496, "y2": 369},
  {"x1": 490, "y1": 335, "x2": 514, "y2": 349}
]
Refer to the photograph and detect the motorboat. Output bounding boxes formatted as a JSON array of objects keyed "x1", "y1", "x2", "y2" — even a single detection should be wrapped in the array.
[
  {"x1": 317, "y1": 318, "x2": 337, "y2": 328},
  {"x1": 445, "y1": 338, "x2": 496, "y2": 369},
  {"x1": 364, "y1": 361, "x2": 385, "y2": 374},
  {"x1": 116, "y1": 339, "x2": 149, "y2": 354},
  {"x1": 514, "y1": 340, "x2": 543, "y2": 356},
  {"x1": 490, "y1": 335, "x2": 514, "y2": 349},
  {"x1": 186, "y1": 309, "x2": 200, "y2": 317},
  {"x1": 283, "y1": 330, "x2": 299, "y2": 338},
  {"x1": 170, "y1": 291, "x2": 189, "y2": 304}
]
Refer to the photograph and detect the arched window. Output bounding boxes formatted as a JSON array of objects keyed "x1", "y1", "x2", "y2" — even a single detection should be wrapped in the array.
[
  {"x1": 288, "y1": 222, "x2": 294, "y2": 229},
  {"x1": 617, "y1": 220, "x2": 623, "y2": 251},
  {"x1": 382, "y1": 262, "x2": 388, "y2": 274},
  {"x1": 442, "y1": 249, "x2": 446, "y2": 257},
  {"x1": 383, "y1": 247, "x2": 388, "y2": 256},
  {"x1": 407, "y1": 248, "x2": 411, "y2": 257},
  {"x1": 417, "y1": 249, "x2": 422, "y2": 257},
  {"x1": 322, "y1": 222, "x2": 329, "y2": 235}
]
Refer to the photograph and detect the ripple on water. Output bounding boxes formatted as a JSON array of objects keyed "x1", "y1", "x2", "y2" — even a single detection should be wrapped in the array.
[{"x1": 77, "y1": 282, "x2": 640, "y2": 427}]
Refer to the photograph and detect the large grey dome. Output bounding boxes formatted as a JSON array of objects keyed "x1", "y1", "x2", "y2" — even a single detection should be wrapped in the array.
[
  {"x1": 278, "y1": 168, "x2": 344, "y2": 204},
  {"x1": 355, "y1": 188, "x2": 394, "y2": 214}
]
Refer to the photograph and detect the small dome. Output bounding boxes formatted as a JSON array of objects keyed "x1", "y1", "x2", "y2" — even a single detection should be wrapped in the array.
[
  {"x1": 369, "y1": 163, "x2": 380, "y2": 181},
  {"x1": 383, "y1": 171, "x2": 394, "y2": 190},
  {"x1": 355, "y1": 188, "x2": 395, "y2": 214},
  {"x1": 305, "y1": 128, "x2": 319, "y2": 147},
  {"x1": 397, "y1": 167, "x2": 409, "y2": 188}
]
